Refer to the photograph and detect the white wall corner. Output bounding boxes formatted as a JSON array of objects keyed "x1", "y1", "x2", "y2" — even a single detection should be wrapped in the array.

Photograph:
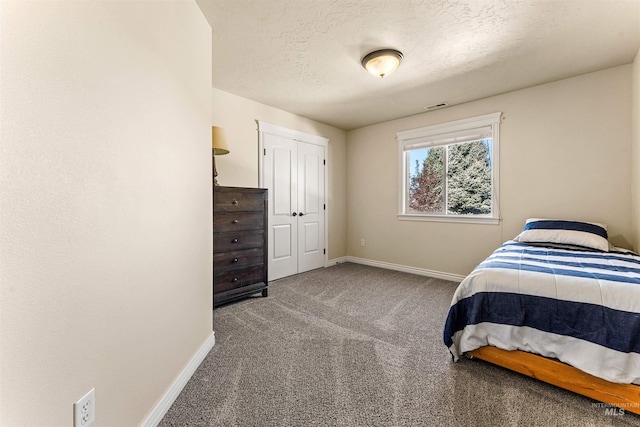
[{"x1": 140, "y1": 332, "x2": 216, "y2": 427}]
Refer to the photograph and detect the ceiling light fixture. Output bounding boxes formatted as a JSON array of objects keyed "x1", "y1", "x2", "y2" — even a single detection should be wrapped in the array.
[{"x1": 361, "y1": 49, "x2": 403, "y2": 78}]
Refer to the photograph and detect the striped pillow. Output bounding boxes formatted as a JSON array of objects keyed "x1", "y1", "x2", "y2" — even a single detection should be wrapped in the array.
[{"x1": 515, "y1": 218, "x2": 609, "y2": 252}]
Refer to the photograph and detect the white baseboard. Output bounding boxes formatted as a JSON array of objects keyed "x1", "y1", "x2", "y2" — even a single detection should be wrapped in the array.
[
  {"x1": 140, "y1": 331, "x2": 216, "y2": 427},
  {"x1": 336, "y1": 256, "x2": 466, "y2": 283},
  {"x1": 326, "y1": 256, "x2": 348, "y2": 267}
]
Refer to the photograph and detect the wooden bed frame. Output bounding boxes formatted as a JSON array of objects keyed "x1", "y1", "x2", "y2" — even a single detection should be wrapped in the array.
[{"x1": 467, "y1": 346, "x2": 640, "y2": 415}]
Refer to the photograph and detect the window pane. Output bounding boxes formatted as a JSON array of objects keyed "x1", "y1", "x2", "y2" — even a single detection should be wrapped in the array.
[
  {"x1": 447, "y1": 139, "x2": 492, "y2": 215},
  {"x1": 408, "y1": 146, "x2": 444, "y2": 213}
]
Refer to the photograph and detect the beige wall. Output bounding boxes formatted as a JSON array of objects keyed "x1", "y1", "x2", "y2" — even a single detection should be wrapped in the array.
[
  {"x1": 0, "y1": 2, "x2": 212, "y2": 425},
  {"x1": 212, "y1": 87, "x2": 348, "y2": 259},
  {"x1": 347, "y1": 65, "x2": 633, "y2": 276},
  {"x1": 632, "y1": 49, "x2": 640, "y2": 251}
]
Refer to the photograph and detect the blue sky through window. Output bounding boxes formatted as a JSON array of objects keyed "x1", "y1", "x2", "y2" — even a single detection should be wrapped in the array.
[{"x1": 409, "y1": 148, "x2": 430, "y2": 179}]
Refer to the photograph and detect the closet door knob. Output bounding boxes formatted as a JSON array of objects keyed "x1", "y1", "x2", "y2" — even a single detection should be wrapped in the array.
[
  {"x1": 292, "y1": 212, "x2": 297, "y2": 216},
  {"x1": 231, "y1": 238, "x2": 239, "y2": 243},
  {"x1": 232, "y1": 200, "x2": 238, "y2": 205},
  {"x1": 232, "y1": 219, "x2": 239, "y2": 224},
  {"x1": 231, "y1": 278, "x2": 238, "y2": 283},
  {"x1": 232, "y1": 258, "x2": 239, "y2": 263},
  {"x1": 299, "y1": 212, "x2": 305, "y2": 217}
]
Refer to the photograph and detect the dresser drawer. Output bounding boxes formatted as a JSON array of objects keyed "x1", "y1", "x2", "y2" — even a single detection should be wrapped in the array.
[
  {"x1": 214, "y1": 189, "x2": 265, "y2": 213},
  {"x1": 214, "y1": 266, "x2": 265, "y2": 294},
  {"x1": 214, "y1": 212, "x2": 264, "y2": 232},
  {"x1": 213, "y1": 248, "x2": 264, "y2": 273},
  {"x1": 214, "y1": 231, "x2": 264, "y2": 253}
]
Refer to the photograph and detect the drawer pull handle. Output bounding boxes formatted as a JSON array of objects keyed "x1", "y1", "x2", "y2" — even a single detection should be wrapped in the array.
[
  {"x1": 232, "y1": 238, "x2": 239, "y2": 243},
  {"x1": 233, "y1": 219, "x2": 239, "y2": 224},
  {"x1": 232, "y1": 258, "x2": 239, "y2": 263},
  {"x1": 232, "y1": 200, "x2": 238, "y2": 205},
  {"x1": 232, "y1": 278, "x2": 238, "y2": 282}
]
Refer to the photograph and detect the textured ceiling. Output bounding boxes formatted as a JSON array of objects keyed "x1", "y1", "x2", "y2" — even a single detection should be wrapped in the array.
[{"x1": 197, "y1": 0, "x2": 640, "y2": 130}]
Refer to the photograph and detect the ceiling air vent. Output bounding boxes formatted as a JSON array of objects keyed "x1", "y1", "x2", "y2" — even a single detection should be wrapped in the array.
[{"x1": 424, "y1": 102, "x2": 449, "y2": 111}]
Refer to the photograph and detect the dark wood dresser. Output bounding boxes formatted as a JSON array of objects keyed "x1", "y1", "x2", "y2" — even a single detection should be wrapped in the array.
[{"x1": 213, "y1": 186, "x2": 268, "y2": 307}]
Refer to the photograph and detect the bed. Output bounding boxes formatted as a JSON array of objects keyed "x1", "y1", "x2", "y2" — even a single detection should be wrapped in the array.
[{"x1": 443, "y1": 219, "x2": 640, "y2": 414}]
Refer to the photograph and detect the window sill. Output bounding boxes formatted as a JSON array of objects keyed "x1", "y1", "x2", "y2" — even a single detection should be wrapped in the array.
[{"x1": 397, "y1": 214, "x2": 500, "y2": 225}]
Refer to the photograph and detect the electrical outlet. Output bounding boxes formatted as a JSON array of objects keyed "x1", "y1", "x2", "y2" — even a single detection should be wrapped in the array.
[
  {"x1": 74, "y1": 388, "x2": 95, "y2": 427},
  {"x1": 360, "y1": 238, "x2": 365, "y2": 247}
]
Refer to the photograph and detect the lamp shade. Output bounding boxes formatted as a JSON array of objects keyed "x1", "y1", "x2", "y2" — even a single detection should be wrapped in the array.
[
  {"x1": 362, "y1": 49, "x2": 403, "y2": 78},
  {"x1": 212, "y1": 126, "x2": 230, "y2": 155}
]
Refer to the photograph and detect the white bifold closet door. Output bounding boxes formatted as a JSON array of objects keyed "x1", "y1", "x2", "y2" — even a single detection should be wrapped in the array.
[{"x1": 260, "y1": 123, "x2": 327, "y2": 281}]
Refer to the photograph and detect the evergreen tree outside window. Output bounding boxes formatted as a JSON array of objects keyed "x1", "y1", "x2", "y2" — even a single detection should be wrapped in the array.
[
  {"x1": 398, "y1": 113, "x2": 501, "y2": 224},
  {"x1": 409, "y1": 146, "x2": 444, "y2": 213}
]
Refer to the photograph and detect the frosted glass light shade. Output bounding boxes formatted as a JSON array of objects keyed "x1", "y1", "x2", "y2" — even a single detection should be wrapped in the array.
[
  {"x1": 212, "y1": 126, "x2": 230, "y2": 155},
  {"x1": 362, "y1": 49, "x2": 403, "y2": 78}
]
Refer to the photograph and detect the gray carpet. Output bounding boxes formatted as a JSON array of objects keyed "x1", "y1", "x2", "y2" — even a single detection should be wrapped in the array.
[{"x1": 159, "y1": 263, "x2": 640, "y2": 426}]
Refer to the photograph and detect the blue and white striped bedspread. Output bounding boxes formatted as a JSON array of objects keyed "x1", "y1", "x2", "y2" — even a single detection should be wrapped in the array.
[{"x1": 443, "y1": 240, "x2": 640, "y2": 384}]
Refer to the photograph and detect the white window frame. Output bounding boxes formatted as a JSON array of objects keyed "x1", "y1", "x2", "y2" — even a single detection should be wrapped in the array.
[{"x1": 397, "y1": 112, "x2": 502, "y2": 224}]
